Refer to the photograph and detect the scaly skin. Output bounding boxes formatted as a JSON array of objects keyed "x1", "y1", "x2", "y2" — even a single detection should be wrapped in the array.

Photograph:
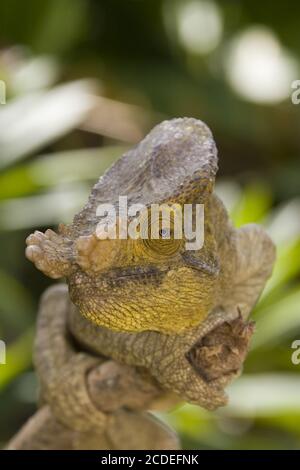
[{"x1": 26, "y1": 118, "x2": 276, "y2": 432}]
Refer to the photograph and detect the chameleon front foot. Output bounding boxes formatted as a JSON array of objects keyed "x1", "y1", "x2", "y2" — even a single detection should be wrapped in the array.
[
  {"x1": 187, "y1": 313, "x2": 255, "y2": 383},
  {"x1": 144, "y1": 307, "x2": 254, "y2": 410},
  {"x1": 26, "y1": 229, "x2": 72, "y2": 279}
]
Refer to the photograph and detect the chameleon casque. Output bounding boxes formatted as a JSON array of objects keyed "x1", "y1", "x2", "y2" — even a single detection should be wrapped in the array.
[{"x1": 23, "y1": 118, "x2": 275, "y2": 449}]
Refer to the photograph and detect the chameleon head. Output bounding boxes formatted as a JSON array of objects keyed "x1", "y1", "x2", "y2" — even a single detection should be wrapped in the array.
[{"x1": 26, "y1": 118, "x2": 221, "y2": 334}]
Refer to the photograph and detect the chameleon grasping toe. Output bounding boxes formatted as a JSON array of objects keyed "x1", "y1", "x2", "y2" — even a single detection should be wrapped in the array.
[{"x1": 26, "y1": 118, "x2": 275, "y2": 441}]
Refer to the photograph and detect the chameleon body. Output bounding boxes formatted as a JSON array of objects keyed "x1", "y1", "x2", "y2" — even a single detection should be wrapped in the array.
[{"x1": 25, "y1": 118, "x2": 275, "y2": 437}]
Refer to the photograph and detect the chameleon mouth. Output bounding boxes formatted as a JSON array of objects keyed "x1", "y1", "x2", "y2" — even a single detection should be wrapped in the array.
[
  {"x1": 181, "y1": 252, "x2": 220, "y2": 276},
  {"x1": 102, "y1": 265, "x2": 168, "y2": 284}
]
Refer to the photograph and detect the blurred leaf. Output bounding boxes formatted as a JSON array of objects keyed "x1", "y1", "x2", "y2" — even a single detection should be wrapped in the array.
[
  {"x1": 0, "y1": 184, "x2": 89, "y2": 230},
  {"x1": 0, "y1": 166, "x2": 38, "y2": 200},
  {"x1": 215, "y1": 180, "x2": 242, "y2": 214},
  {"x1": 0, "y1": 146, "x2": 125, "y2": 200},
  {"x1": 0, "y1": 270, "x2": 34, "y2": 331},
  {"x1": 10, "y1": 55, "x2": 60, "y2": 95},
  {"x1": 231, "y1": 182, "x2": 272, "y2": 227},
  {"x1": 226, "y1": 374, "x2": 300, "y2": 417},
  {"x1": 0, "y1": 80, "x2": 97, "y2": 169},
  {"x1": 261, "y1": 239, "x2": 300, "y2": 303},
  {"x1": 266, "y1": 198, "x2": 300, "y2": 246},
  {"x1": 0, "y1": 327, "x2": 34, "y2": 390},
  {"x1": 252, "y1": 287, "x2": 300, "y2": 349}
]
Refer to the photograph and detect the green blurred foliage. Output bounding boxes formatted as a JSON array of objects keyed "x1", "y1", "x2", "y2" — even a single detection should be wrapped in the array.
[{"x1": 0, "y1": 0, "x2": 300, "y2": 449}]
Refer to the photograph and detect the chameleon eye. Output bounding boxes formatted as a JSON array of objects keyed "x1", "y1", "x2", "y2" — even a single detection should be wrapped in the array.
[
  {"x1": 137, "y1": 206, "x2": 183, "y2": 258},
  {"x1": 143, "y1": 220, "x2": 182, "y2": 257},
  {"x1": 143, "y1": 236, "x2": 182, "y2": 257},
  {"x1": 159, "y1": 228, "x2": 170, "y2": 239}
]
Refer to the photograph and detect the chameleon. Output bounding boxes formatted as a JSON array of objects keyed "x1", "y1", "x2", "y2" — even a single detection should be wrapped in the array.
[{"x1": 25, "y1": 117, "x2": 275, "y2": 441}]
